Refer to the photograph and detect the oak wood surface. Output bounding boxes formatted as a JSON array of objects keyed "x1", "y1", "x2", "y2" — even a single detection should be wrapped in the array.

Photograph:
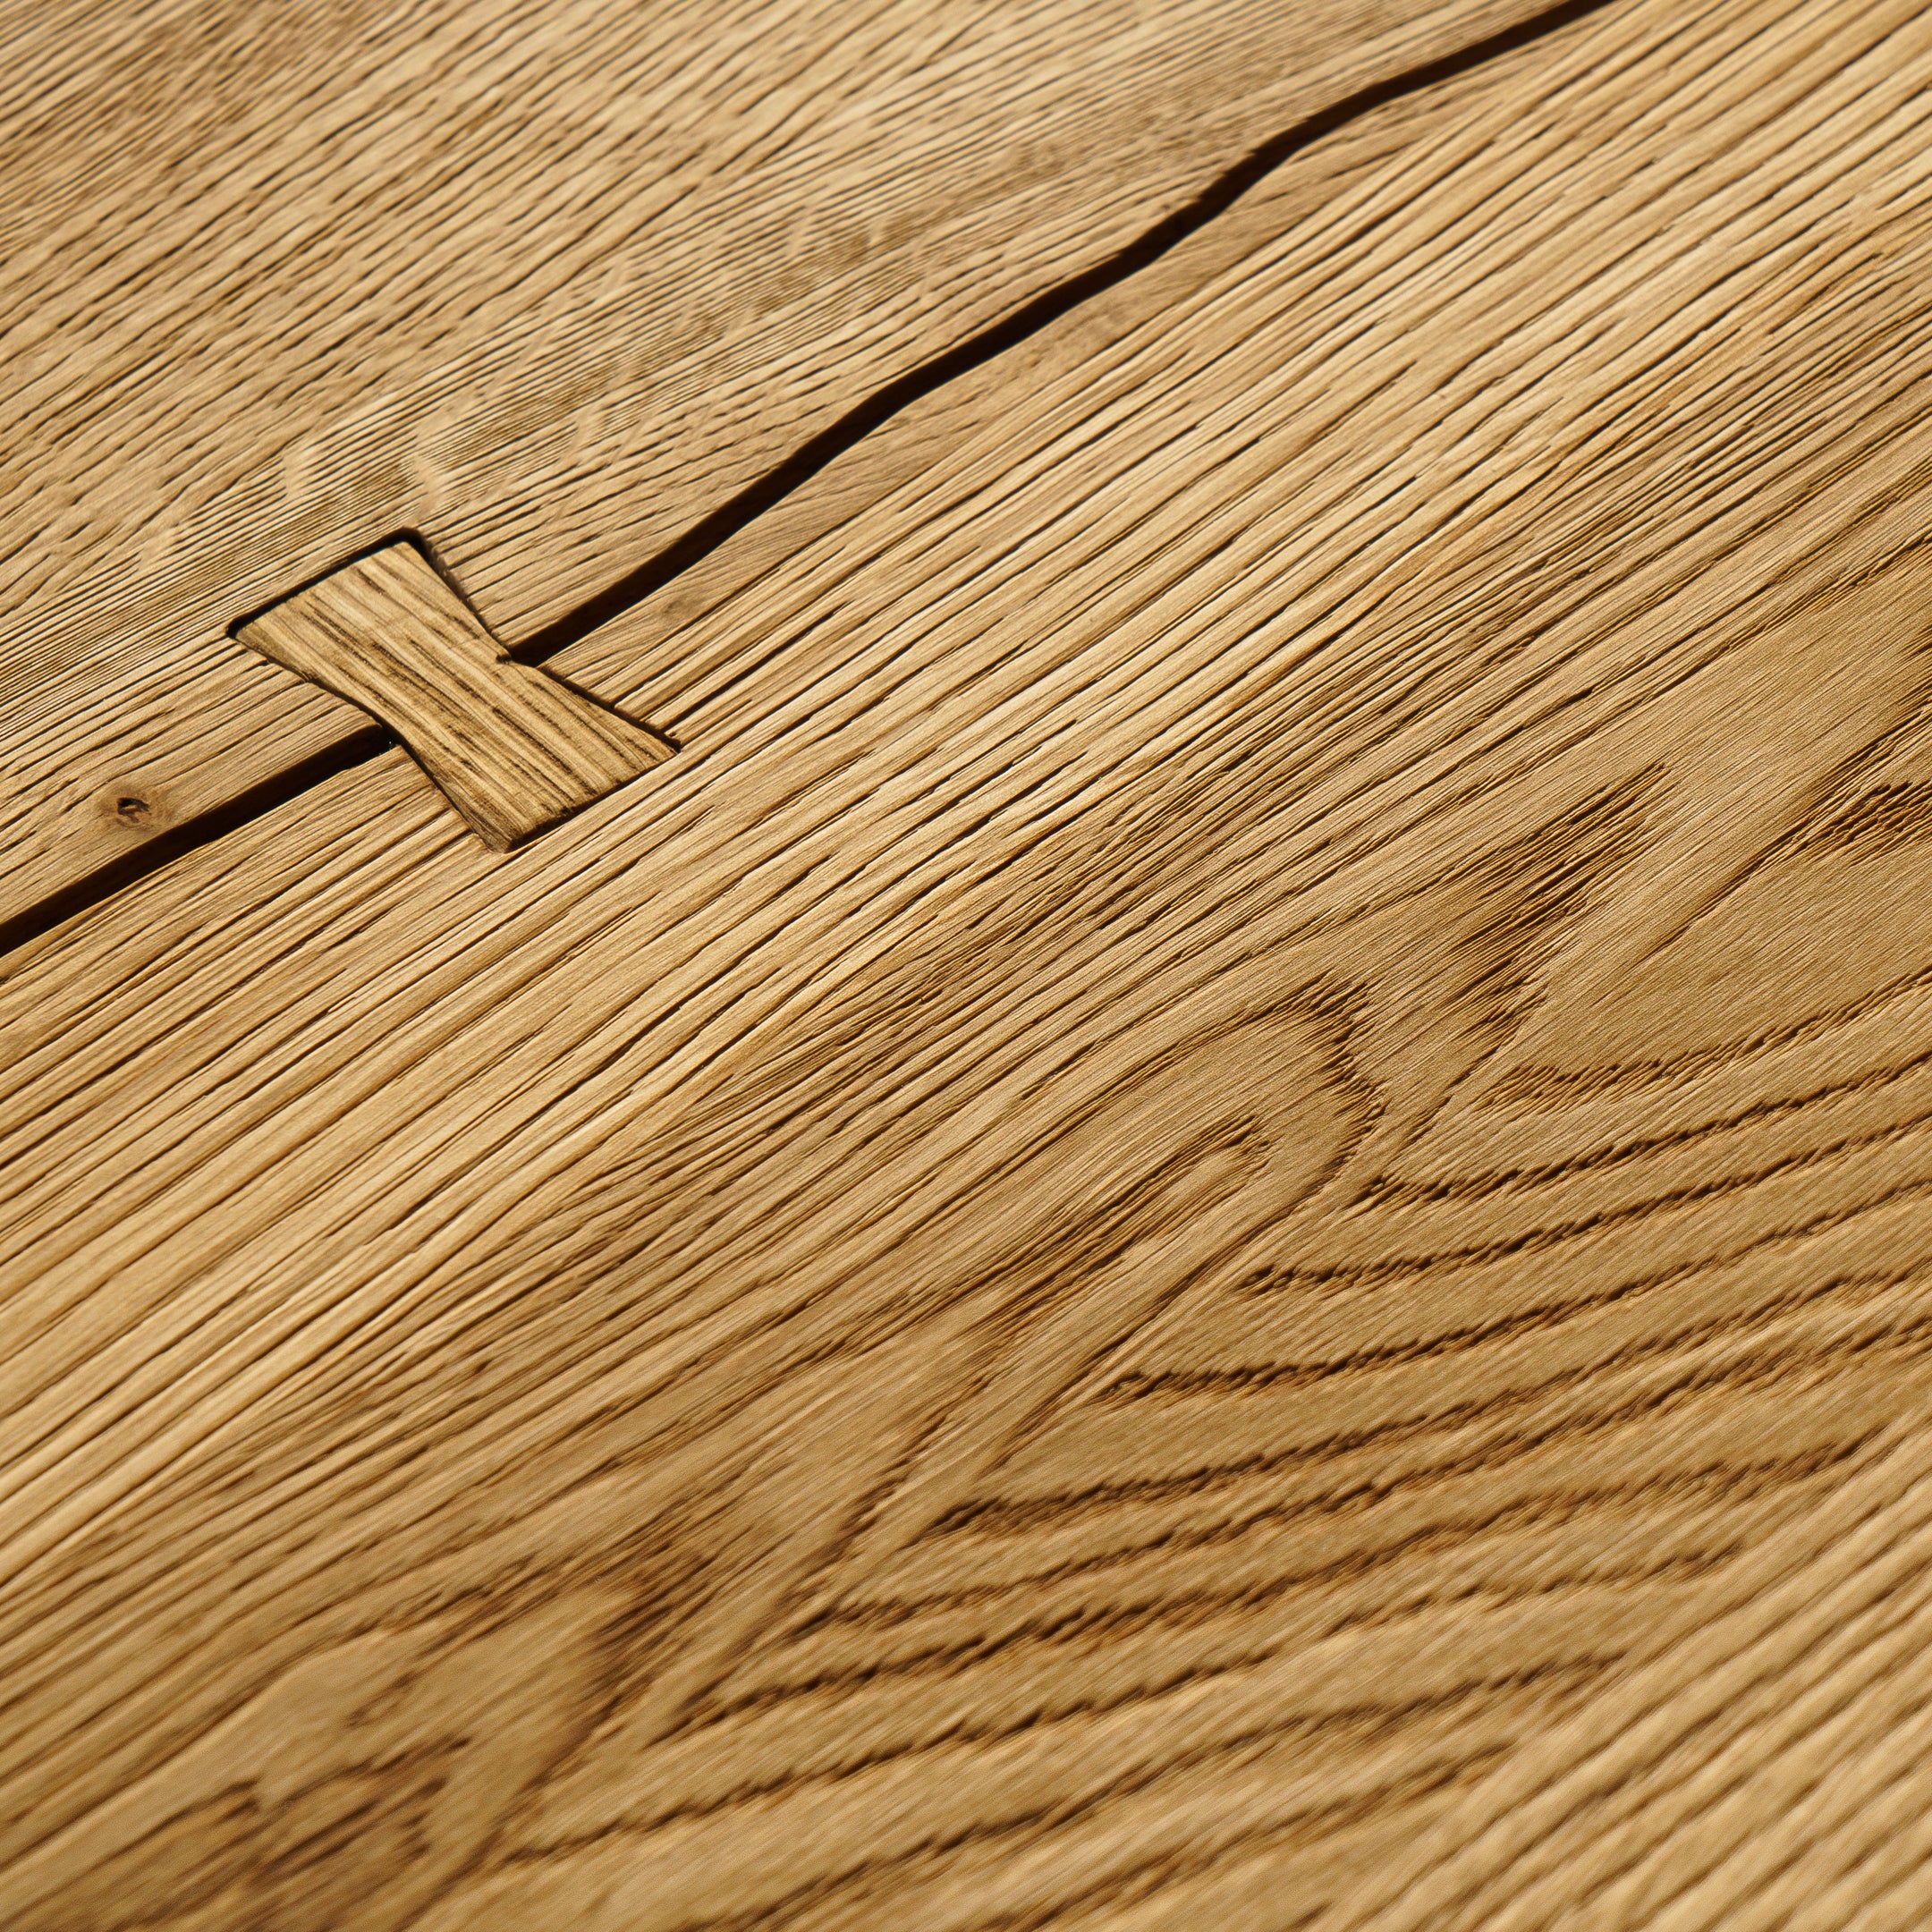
[
  {"x1": 1320, "y1": 1420, "x2": 1932, "y2": 1931},
  {"x1": 0, "y1": 0, "x2": 1556, "y2": 928},
  {"x1": 8, "y1": 0, "x2": 1932, "y2": 1926},
  {"x1": 237, "y1": 541, "x2": 671, "y2": 852}
]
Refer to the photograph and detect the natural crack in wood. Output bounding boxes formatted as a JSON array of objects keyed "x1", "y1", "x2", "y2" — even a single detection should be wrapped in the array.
[{"x1": 235, "y1": 541, "x2": 673, "y2": 852}]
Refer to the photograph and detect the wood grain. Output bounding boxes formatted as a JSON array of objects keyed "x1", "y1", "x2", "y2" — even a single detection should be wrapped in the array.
[
  {"x1": 0, "y1": 0, "x2": 1563, "y2": 928},
  {"x1": 7, "y1": 0, "x2": 1932, "y2": 1925},
  {"x1": 1319, "y1": 1422, "x2": 1932, "y2": 1931},
  {"x1": 237, "y1": 542, "x2": 670, "y2": 851}
]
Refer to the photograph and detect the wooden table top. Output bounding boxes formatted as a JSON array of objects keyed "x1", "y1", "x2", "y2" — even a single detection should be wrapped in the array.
[{"x1": 8, "y1": 1, "x2": 1932, "y2": 1926}]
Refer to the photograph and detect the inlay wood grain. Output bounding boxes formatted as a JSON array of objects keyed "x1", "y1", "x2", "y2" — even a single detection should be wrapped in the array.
[{"x1": 237, "y1": 543, "x2": 670, "y2": 851}]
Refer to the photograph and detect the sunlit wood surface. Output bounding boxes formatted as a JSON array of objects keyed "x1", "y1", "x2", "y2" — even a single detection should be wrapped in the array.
[{"x1": 8, "y1": 1, "x2": 1932, "y2": 1926}]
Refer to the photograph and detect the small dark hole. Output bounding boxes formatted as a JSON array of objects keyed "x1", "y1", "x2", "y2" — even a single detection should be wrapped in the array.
[{"x1": 115, "y1": 796, "x2": 150, "y2": 823}]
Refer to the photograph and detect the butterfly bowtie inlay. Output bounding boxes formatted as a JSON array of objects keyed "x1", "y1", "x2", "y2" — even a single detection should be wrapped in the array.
[{"x1": 236, "y1": 540, "x2": 671, "y2": 852}]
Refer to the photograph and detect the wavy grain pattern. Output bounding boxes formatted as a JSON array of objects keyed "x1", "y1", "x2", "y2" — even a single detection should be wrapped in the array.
[{"x1": 6, "y1": 0, "x2": 1932, "y2": 1924}]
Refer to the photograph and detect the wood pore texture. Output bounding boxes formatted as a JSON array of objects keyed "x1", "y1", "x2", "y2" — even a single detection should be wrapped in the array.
[
  {"x1": 236, "y1": 543, "x2": 671, "y2": 852},
  {"x1": 0, "y1": 0, "x2": 1559, "y2": 924},
  {"x1": 7, "y1": 0, "x2": 1932, "y2": 1928}
]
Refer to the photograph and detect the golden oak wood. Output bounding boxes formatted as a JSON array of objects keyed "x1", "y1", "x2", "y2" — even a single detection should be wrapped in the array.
[
  {"x1": 0, "y1": 0, "x2": 1558, "y2": 928},
  {"x1": 7, "y1": 0, "x2": 1932, "y2": 1927},
  {"x1": 238, "y1": 543, "x2": 670, "y2": 851},
  {"x1": 1322, "y1": 1422, "x2": 1932, "y2": 1931}
]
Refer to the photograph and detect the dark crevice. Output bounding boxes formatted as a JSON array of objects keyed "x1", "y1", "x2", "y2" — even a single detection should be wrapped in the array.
[
  {"x1": 4, "y1": 0, "x2": 1616, "y2": 964},
  {"x1": 0, "y1": 729, "x2": 393, "y2": 963},
  {"x1": 515, "y1": 0, "x2": 1617, "y2": 663}
]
